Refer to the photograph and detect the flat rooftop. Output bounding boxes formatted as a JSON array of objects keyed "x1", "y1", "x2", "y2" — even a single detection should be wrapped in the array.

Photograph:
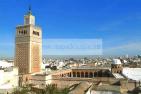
[
  {"x1": 113, "y1": 73, "x2": 125, "y2": 79},
  {"x1": 92, "y1": 84, "x2": 120, "y2": 93}
]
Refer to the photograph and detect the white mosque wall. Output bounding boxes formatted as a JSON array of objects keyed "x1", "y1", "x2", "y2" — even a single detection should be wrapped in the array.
[{"x1": 122, "y1": 68, "x2": 141, "y2": 81}]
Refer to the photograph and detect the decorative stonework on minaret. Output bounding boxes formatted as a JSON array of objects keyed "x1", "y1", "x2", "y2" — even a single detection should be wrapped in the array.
[{"x1": 14, "y1": 7, "x2": 42, "y2": 74}]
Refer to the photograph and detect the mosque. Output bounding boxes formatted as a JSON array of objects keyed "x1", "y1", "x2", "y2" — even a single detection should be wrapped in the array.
[{"x1": 13, "y1": 7, "x2": 141, "y2": 94}]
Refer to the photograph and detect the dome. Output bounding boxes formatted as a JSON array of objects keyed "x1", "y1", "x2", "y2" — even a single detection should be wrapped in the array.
[{"x1": 112, "y1": 59, "x2": 121, "y2": 64}]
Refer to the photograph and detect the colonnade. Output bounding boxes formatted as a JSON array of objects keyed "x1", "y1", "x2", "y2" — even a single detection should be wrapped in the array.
[{"x1": 58, "y1": 69, "x2": 111, "y2": 78}]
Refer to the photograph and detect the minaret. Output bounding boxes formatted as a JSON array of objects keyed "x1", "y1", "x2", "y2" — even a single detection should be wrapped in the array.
[{"x1": 15, "y1": 7, "x2": 42, "y2": 74}]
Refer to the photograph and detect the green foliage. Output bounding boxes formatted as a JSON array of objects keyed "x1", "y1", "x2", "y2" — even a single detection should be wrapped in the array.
[
  {"x1": 12, "y1": 87, "x2": 29, "y2": 94},
  {"x1": 44, "y1": 84, "x2": 58, "y2": 94},
  {"x1": 60, "y1": 88, "x2": 70, "y2": 94},
  {"x1": 43, "y1": 84, "x2": 70, "y2": 94}
]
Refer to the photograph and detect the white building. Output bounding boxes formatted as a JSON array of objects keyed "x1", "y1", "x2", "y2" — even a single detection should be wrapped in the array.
[
  {"x1": 57, "y1": 61, "x2": 65, "y2": 69},
  {"x1": 0, "y1": 61, "x2": 18, "y2": 94},
  {"x1": 0, "y1": 67, "x2": 19, "y2": 93},
  {"x1": 0, "y1": 60, "x2": 13, "y2": 68},
  {"x1": 122, "y1": 68, "x2": 141, "y2": 81}
]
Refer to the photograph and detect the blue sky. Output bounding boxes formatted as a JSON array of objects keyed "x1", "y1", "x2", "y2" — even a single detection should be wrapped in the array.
[{"x1": 0, "y1": 0, "x2": 141, "y2": 57}]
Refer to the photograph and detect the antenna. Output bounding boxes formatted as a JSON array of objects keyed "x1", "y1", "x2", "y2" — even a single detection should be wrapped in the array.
[{"x1": 28, "y1": 4, "x2": 32, "y2": 15}]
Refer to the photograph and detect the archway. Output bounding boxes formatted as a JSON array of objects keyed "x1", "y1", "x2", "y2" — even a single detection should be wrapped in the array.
[
  {"x1": 61, "y1": 74, "x2": 63, "y2": 77},
  {"x1": 89, "y1": 72, "x2": 93, "y2": 78},
  {"x1": 69, "y1": 73, "x2": 71, "y2": 77},
  {"x1": 81, "y1": 72, "x2": 84, "y2": 78},
  {"x1": 98, "y1": 70, "x2": 102, "y2": 77},
  {"x1": 77, "y1": 72, "x2": 80, "y2": 77},
  {"x1": 73, "y1": 72, "x2": 76, "y2": 77},
  {"x1": 85, "y1": 72, "x2": 88, "y2": 78},
  {"x1": 94, "y1": 72, "x2": 98, "y2": 77}
]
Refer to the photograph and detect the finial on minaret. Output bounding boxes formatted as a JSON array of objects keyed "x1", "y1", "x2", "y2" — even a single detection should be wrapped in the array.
[{"x1": 28, "y1": 4, "x2": 32, "y2": 15}]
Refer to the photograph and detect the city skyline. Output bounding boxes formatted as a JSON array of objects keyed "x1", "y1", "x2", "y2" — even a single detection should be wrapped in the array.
[{"x1": 0, "y1": 0, "x2": 141, "y2": 57}]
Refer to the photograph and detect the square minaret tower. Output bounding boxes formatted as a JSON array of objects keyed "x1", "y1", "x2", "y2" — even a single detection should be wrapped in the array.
[{"x1": 15, "y1": 9, "x2": 42, "y2": 74}]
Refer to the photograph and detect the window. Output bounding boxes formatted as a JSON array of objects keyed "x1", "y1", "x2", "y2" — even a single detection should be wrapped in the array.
[
  {"x1": 18, "y1": 31, "x2": 21, "y2": 34},
  {"x1": 33, "y1": 31, "x2": 39, "y2": 36},
  {"x1": 18, "y1": 30, "x2": 27, "y2": 35},
  {"x1": 24, "y1": 30, "x2": 27, "y2": 34},
  {"x1": 21, "y1": 30, "x2": 23, "y2": 34},
  {"x1": 18, "y1": 30, "x2": 23, "y2": 34}
]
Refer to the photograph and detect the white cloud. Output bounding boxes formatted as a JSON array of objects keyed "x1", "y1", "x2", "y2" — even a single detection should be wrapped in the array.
[{"x1": 104, "y1": 42, "x2": 141, "y2": 55}]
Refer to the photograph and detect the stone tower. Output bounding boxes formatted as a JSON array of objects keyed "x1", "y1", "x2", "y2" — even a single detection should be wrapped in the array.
[{"x1": 15, "y1": 7, "x2": 42, "y2": 74}]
